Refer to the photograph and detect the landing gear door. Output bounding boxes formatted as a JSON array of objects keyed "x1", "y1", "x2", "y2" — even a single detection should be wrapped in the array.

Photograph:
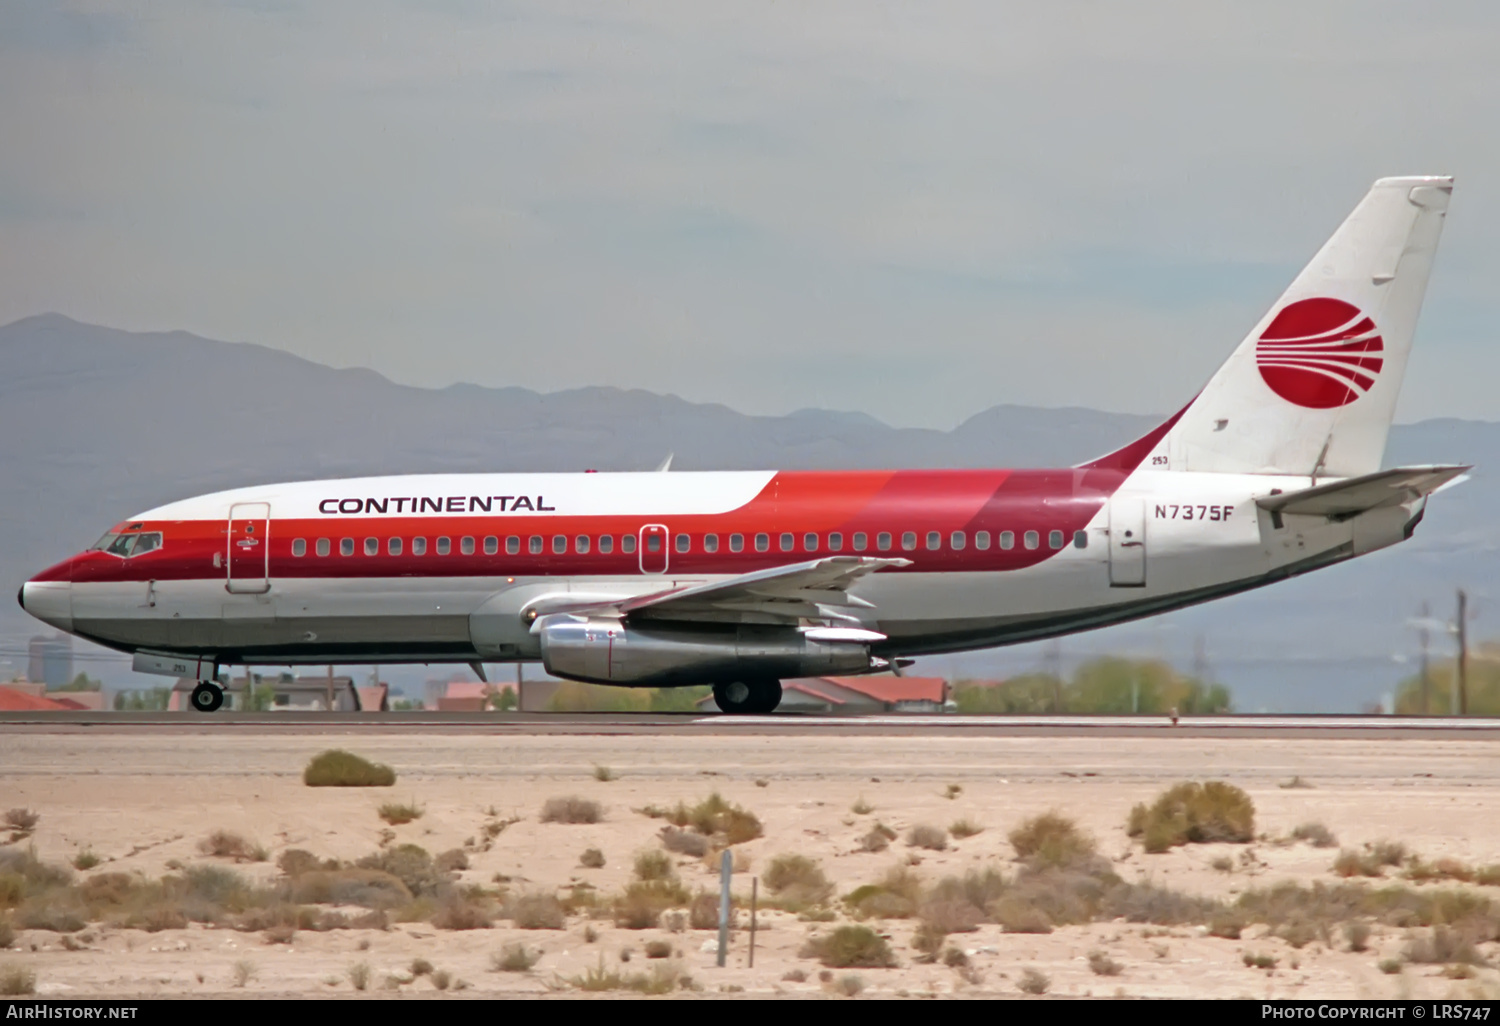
[
  {"x1": 227, "y1": 502, "x2": 271, "y2": 594},
  {"x1": 1108, "y1": 498, "x2": 1146, "y2": 588}
]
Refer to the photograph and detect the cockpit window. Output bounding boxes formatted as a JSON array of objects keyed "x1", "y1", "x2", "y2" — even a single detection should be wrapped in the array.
[{"x1": 98, "y1": 532, "x2": 163, "y2": 558}]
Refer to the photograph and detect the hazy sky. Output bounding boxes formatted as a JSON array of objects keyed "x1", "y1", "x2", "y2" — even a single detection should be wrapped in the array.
[{"x1": 2, "y1": 2, "x2": 1497, "y2": 429}]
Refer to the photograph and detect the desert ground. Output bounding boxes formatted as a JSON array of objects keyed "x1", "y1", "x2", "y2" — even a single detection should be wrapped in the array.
[{"x1": 2, "y1": 724, "x2": 1500, "y2": 999}]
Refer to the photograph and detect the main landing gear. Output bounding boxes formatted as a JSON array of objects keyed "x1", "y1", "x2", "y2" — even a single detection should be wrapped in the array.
[
  {"x1": 190, "y1": 681, "x2": 225, "y2": 713},
  {"x1": 712, "y1": 679, "x2": 782, "y2": 715}
]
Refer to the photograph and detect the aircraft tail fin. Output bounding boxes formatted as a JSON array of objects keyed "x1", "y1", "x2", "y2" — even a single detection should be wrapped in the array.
[{"x1": 1083, "y1": 176, "x2": 1453, "y2": 478}]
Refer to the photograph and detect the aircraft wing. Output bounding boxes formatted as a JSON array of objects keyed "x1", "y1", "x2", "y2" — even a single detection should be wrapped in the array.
[
  {"x1": 1256, "y1": 465, "x2": 1471, "y2": 519},
  {"x1": 530, "y1": 555, "x2": 911, "y2": 628}
]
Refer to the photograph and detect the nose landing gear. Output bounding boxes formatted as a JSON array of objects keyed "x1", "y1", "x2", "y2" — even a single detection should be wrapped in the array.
[
  {"x1": 190, "y1": 681, "x2": 225, "y2": 713},
  {"x1": 712, "y1": 678, "x2": 782, "y2": 715}
]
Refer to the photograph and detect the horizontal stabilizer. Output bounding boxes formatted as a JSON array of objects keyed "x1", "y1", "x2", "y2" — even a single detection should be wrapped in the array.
[{"x1": 1255, "y1": 465, "x2": 1470, "y2": 518}]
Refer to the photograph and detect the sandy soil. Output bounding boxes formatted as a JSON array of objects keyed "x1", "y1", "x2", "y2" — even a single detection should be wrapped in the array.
[{"x1": 3, "y1": 729, "x2": 1500, "y2": 999}]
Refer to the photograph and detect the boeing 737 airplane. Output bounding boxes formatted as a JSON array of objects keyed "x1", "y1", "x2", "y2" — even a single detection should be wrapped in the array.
[{"x1": 19, "y1": 176, "x2": 1466, "y2": 714}]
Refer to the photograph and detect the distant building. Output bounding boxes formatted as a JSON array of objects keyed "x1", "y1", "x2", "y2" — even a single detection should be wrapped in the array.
[
  {"x1": 697, "y1": 675, "x2": 949, "y2": 714},
  {"x1": 28, "y1": 635, "x2": 71, "y2": 687},
  {"x1": 0, "y1": 684, "x2": 77, "y2": 712}
]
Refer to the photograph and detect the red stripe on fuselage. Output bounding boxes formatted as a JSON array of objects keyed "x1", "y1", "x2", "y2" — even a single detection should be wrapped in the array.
[{"x1": 49, "y1": 463, "x2": 1144, "y2": 584}]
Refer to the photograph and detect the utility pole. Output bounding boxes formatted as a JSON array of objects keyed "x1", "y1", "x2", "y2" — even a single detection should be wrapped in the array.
[
  {"x1": 326, "y1": 664, "x2": 334, "y2": 713},
  {"x1": 1456, "y1": 589, "x2": 1469, "y2": 716},
  {"x1": 516, "y1": 661, "x2": 525, "y2": 712},
  {"x1": 1418, "y1": 601, "x2": 1431, "y2": 715}
]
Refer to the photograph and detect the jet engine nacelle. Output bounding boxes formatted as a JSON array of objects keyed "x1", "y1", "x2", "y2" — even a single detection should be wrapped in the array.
[{"x1": 538, "y1": 618, "x2": 879, "y2": 687}]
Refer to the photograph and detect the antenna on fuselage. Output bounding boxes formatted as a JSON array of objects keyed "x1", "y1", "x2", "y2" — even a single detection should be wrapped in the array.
[{"x1": 655, "y1": 453, "x2": 674, "y2": 472}]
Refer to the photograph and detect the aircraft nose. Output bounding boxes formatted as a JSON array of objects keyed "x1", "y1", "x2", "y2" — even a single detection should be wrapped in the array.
[{"x1": 20, "y1": 580, "x2": 73, "y2": 633}]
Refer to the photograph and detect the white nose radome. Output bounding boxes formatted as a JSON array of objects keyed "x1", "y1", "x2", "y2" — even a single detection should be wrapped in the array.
[{"x1": 21, "y1": 581, "x2": 73, "y2": 633}]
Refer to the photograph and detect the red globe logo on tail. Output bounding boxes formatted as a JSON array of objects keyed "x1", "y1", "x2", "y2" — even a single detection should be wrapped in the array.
[{"x1": 1256, "y1": 297, "x2": 1384, "y2": 409}]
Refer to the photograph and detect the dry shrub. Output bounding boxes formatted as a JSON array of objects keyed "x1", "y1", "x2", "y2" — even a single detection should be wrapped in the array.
[
  {"x1": 1127, "y1": 782, "x2": 1255, "y2": 852},
  {"x1": 858, "y1": 823, "x2": 896, "y2": 853},
  {"x1": 347, "y1": 961, "x2": 371, "y2": 991},
  {"x1": 688, "y1": 892, "x2": 719, "y2": 930},
  {"x1": 1372, "y1": 841, "x2": 1409, "y2": 866},
  {"x1": 3, "y1": 810, "x2": 39, "y2": 836},
  {"x1": 435, "y1": 849, "x2": 469, "y2": 873},
  {"x1": 763, "y1": 854, "x2": 834, "y2": 910},
  {"x1": 1209, "y1": 910, "x2": 1246, "y2": 939},
  {"x1": 800, "y1": 925, "x2": 896, "y2": 968},
  {"x1": 199, "y1": 831, "x2": 267, "y2": 863},
  {"x1": 852, "y1": 797, "x2": 873, "y2": 815},
  {"x1": 845, "y1": 865, "x2": 923, "y2": 920},
  {"x1": 1476, "y1": 865, "x2": 1500, "y2": 887},
  {"x1": 660, "y1": 827, "x2": 710, "y2": 858},
  {"x1": 1088, "y1": 950, "x2": 1123, "y2": 976},
  {"x1": 138, "y1": 907, "x2": 189, "y2": 933},
  {"x1": 1403, "y1": 925, "x2": 1489, "y2": 966},
  {"x1": 0, "y1": 918, "x2": 13, "y2": 949},
  {"x1": 433, "y1": 893, "x2": 493, "y2": 930},
  {"x1": 644, "y1": 939, "x2": 672, "y2": 959},
  {"x1": 1105, "y1": 881, "x2": 1222, "y2": 926},
  {"x1": 1017, "y1": 967, "x2": 1049, "y2": 994},
  {"x1": 303, "y1": 750, "x2": 395, "y2": 787},
  {"x1": 580, "y1": 848, "x2": 606, "y2": 869},
  {"x1": 992, "y1": 894, "x2": 1053, "y2": 934},
  {"x1": 1008, "y1": 812, "x2": 1097, "y2": 869},
  {"x1": 907, "y1": 825, "x2": 948, "y2": 851},
  {"x1": 491, "y1": 943, "x2": 541, "y2": 972},
  {"x1": 1345, "y1": 920, "x2": 1372, "y2": 952},
  {"x1": 506, "y1": 892, "x2": 565, "y2": 930},
  {"x1": 1290, "y1": 822, "x2": 1338, "y2": 848},
  {"x1": 276, "y1": 850, "x2": 333, "y2": 877},
  {"x1": 1, "y1": 965, "x2": 36, "y2": 995},
  {"x1": 354, "y1": 845, "x2": 443, "y2": 897},
  {"x1": 263, "y1": 924, "x2": 296, "y2": 945},
  {"x1": 378, "y1": 801, "x2": 423, "y2": 825},
  {"x1": 541, "y1": 796, "x2": 603, "y2": 824},
  {"x1": 687, "y1": 793, "x2": 762, "y2": 845},
  {"x1": 617, "y1": 877, "x2": 693, "y2": 930},
  {"x1": 289, "y1": 869, "x2": 412, "y2": 909},
  {"x1": 1333, "y1": 849, "x2": 1382, "y2": 878},
  {"x1": 634, "y1": 850, "x2": 674, "y2": 882},
  {"x1": 949, "y1": 820, "x2": 983, "y2": 840}
]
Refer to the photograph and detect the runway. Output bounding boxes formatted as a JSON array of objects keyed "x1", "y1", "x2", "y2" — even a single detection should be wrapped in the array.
[{"x1": 2, "y1": 711, "x2": 1498, "y2": 739}]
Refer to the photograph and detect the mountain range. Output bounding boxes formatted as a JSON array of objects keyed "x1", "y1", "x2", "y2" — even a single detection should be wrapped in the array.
[{"x1": 4, "y1": 313, "x2": 1495, "y2": 711}]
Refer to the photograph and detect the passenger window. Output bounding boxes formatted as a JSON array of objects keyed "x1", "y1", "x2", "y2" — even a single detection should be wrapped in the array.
[
  {"x1": 780, "y1": 533, "x2": 794, "y2": 552},
  {"x1": 316, "y1": 538, "x2": 331, "y2": 557},
  {"x1": 412, "y1": 537, "x2": 427, "y2": 556},
  {"x1": 529, "y1": 536, "x2": 544, "y2": 555},
  {"x1": 999, "y1": 531, "x2": 1014, "y2": 550},
  {"x1": 364, "y1": 537, "x2": 379, "y2": 556},
  {"x1": 599, "y1": 535, "x2": 614, "y2": 554},
  {"x1": 675, "y1": 534, "x2": 690, "y2": 553},
  {"x1": 804, "y1": 532, "x2": 818, "y2": 552},
  {"x1": 974, "y1": 531, "x2": 990, "y2": 551},
  {"x1": 729, "y1": 533, "x2": 744, "y2": 553},
  {"x1": 389, "y1": 537, "x2": 403, "y2": 556},
  {"x1": 483, "y1": 536, "x2": 498, "y2": 555},
  {"x1": 506, "y1": 536, "x2": 520, "y2": 555},
  {"x1": 853, "y1": 532, "x2": 868, "y2": 551},
  {"x1": 576, "y1": 535, "x2": 590, "y2": 554},
  {"x1": 436, "y1": 536, "x2": 451, "y2": 555},
  {"x1": 646, "y1": 534, "x2": 661, "y2": 553},
  {"x1": 754, "y1": 533, "x2": 769, "y2": 552},
  {"x1": 621, "y1": 534, "x2": 636, "y2": 554},
  {"x1": 1024, "y1": 530, "x2": 1039, "y2": 550},
  {"x1": 553, "y1": 535, "x2": 567, "y2": 554},
  {"x1": 1073, "y1": 530, "x2": 1088, "y2": 549},
  {"x1": 876, "y1": 532, "x2": 891, "y2": 551},
  {"x1": 950, "y1": 531, "x2": 965, "y2": 550},
  {"x1": 828, "y1": 532, "x2": 843, "y2": 552},
  {"x1": 902, "y1": 532, "x2": 917, "y2": 551},
  {"x1": 461, "y1": 536, "x2": 476, "y2": 555},
  {"x1": 1049, "y1": 529, "x2": 1064, "y2": 549},
  {"x1": 341, "y1": 538, "x2": 355, "y2": 556},
  {"x1": 704, "y1": 534, "x2": 719, "y2": 553},
  {"x1": 926, "y1": 531, "x2": 941, "y2": 551}
]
